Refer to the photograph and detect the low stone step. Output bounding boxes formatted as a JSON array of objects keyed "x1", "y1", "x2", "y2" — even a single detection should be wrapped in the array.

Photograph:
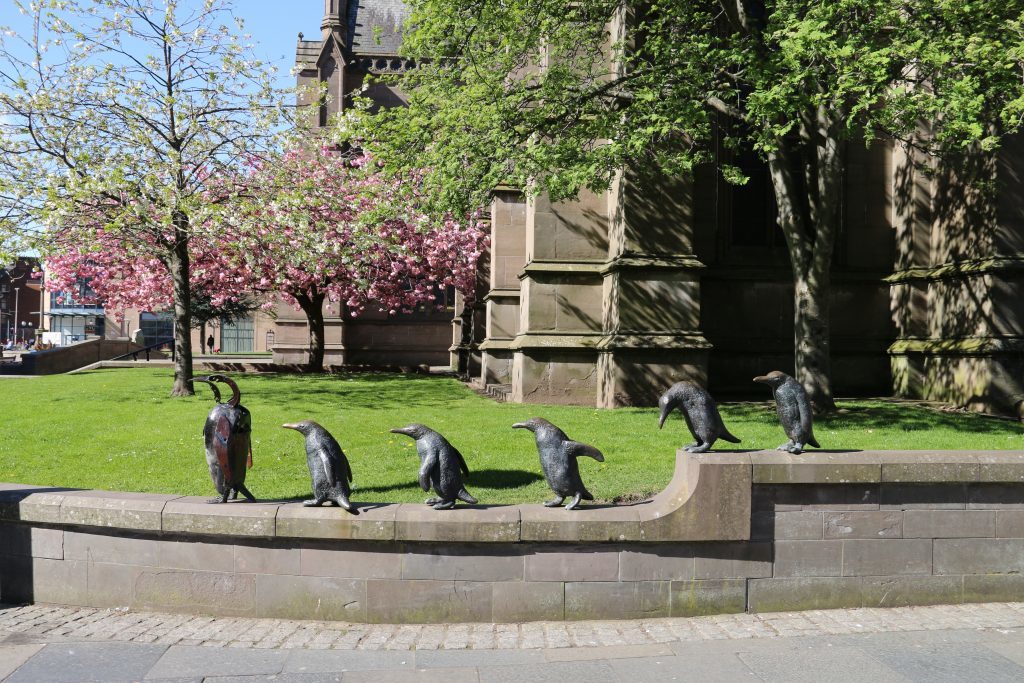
[{"x1": 485, "y1": 383, "x2": 512, "y2": 402}]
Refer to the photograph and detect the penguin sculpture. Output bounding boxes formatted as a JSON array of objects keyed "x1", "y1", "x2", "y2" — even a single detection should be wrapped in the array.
[
  {"x1": 192, "y1": 374, "x2": 255, "y2": 503},
  {"x1": 512, "y1": 417, "x2": 604, "y2": 510},
  {"x1": 282, "y1": 421, "x2": 357, "y2": 514},
  {"x1": 389, "y1": 424, "x2": 478, "y2": 510},
  {"x1": 753, "y1": 370, "x2": 821, "y2": 454},
  {"x1": 658, "y1": 382, "x2": 741, "y2": 453}
]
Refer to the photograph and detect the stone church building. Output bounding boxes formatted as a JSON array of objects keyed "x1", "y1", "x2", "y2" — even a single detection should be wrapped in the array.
[{"x1": 299, "y1": 1, "x2": 1024, "y2": 417}]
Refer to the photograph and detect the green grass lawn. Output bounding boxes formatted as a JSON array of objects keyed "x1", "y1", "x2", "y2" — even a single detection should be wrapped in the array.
[{"x1": 1, "y1": 369, "x2": 1022, "y2": 504}]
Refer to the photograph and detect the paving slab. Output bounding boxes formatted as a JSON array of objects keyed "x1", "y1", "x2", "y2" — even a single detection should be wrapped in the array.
[
  {"x1": 477, "y1": 659, "x2": 618, "y2": 683},
  {"x1": 284, "y1": 649, "x2": 416, "y2": 673},
  {"x1": 736, "y1": 646, "x2": 908, "y2": 683},
  {"x1": 144, "y1": 644, "x2": 288, "y2": 679},
  {"x1": 609, "y1": 653, "x2": 760, "y2": 681},
  {"x1": 543, "y1": 643, "x2": 673, "y2": 661},
  {"x1": 4, "y1": 642, "x2": 168, "y2": 683},
  {"x1": 0, "y1": 643, "x2": 43, "y2": 680},
  {"x1": 203, "y1": 676, "x2": 342, "y2": 683},
  {"x1": 867, "y1": 641, "x2": 1024, "y2": 683},
  {"x1": 414, "y1": 648, "x2": 545, "y2": 668},
  {"x1": 344, "y1": 668, "x2": 479, "y2": 683}
]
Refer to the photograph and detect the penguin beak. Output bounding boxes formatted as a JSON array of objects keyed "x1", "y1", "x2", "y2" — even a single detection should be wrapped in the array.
[
  {"x1": 658, "y1": 404, "x2": 671, "y2": 430},
  {"x1": 281, "y1": 423, "x2": 300, "y2": 431},
  {"x1": 753, "y1": 375, "x2": 769, "y2": 384},
  {"x1": 187, "y1": 376, "x2": 212, "y2": 385},
  {"x1": 390, "y1": 427, "x2": 412, "y2": 436},
  {"x1": 511, "y1": 422, "x2": 528, "y2": 430}
]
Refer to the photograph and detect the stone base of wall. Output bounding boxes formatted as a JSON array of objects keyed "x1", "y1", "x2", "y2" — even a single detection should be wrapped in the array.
[{"x1": 1, "y1": 451, "x2": 1021, "y2": 623}]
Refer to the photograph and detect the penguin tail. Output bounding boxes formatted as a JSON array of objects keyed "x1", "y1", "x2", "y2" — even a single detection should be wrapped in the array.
[
  {"x1": 580, "y1": 488, "x2": 594, "y2": 501},
  {"x1": 807, "y1": 435, "x2": 821, "y2": 449},
  {"x1": 721, "y1": 429, "x2": 742, "y2": 444},
  {"x1": 457, "y1": 488, "x2": 478, "y2": 505}
]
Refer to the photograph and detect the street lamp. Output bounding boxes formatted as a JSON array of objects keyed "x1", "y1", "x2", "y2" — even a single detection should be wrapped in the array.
[
  {"x1": 12, "y1": 286, "x2": 19, "y2": 343},
  {"x1": 20, "y1": 321, "x2": 33, "y2": 344}
]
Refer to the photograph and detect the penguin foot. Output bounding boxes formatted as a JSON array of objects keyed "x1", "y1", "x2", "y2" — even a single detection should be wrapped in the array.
[
  {"x1": 230, "y1": 490, "x2": 239, "y2": 501},
  {"x1": 208, "y1": 497, "x2": 226, "y2": 504},
  {"x1": 424, "y1": 497, "x2": 441, "y2": 505},
  {"x1": 302, "y1": 498, "x2": 325, "y2": 507},
  {"x1": 432, "y1": 500, "x2": 456, "y2": 510},
  {"x1": 776, "y1": 441, "x2": 795, "y2": 452},
  {"x1": 565, "y1": 493, "x2": 583, "y2": 510},
  {"x1": 686, "y1": 442, "x2": 711, "y2": 453},
  {"x1": 786, "y1": 443, "x2": 804, "y2": 454},
  {"x1": 543, "y1": 496, "x2": 565, "y2": 508}
]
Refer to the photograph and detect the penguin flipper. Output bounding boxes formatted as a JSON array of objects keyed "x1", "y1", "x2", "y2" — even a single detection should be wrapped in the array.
[
  {"x1": 418, "y1": 450, "x2": 438, "y2": 493},
  {"x1": 317, "y1": 450, "x2": 337, "y2": 487},
  {"x1": 565, "y1": 441, "x2": 605, "y2": 462}
]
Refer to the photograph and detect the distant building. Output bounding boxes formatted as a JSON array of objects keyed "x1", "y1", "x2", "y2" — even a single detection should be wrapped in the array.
[
  {"x1": 0, "y1": 257, "x2": 43, "y2": 344},
  {"x1": 280, "y1": 0, "x2": 456, "y2": 368}
]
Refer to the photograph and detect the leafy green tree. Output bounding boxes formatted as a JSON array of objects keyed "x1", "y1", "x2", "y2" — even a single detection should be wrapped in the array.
[
  {"x1": 0, "y1": 0, "x2": 284, "y2": 395},
  {"x1": 357, "y1": 0, "x2": 1024, "y2": 410}
]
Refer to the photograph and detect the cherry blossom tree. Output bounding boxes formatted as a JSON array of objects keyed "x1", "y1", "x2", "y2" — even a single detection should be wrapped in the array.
[
  {"x1": 0, "y1": 0, "x2": 284, "y2": 395},
  {"x1": 233, "y1": 146, "x2": 487, "y2": 372}
]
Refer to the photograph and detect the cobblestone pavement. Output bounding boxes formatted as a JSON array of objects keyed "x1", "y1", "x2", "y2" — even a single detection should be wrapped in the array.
[
  {"x1": 2, "y1": 603, "x2": 1024, "y2": 681},
  {"x1": 1, "y1": 602, "x2": 1023, "y2": 651}
]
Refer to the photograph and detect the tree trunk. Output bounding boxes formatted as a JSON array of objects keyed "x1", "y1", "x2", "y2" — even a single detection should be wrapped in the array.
[
  {"x1": 168, "y1": 216, "x2": 195, "y2": 397},
  {"x1": 456, "y1": 293, "x2": 474, "y2": 376},
  {"x1": 766, "y1": 118, "x2": 842, "y2": 413},
  {"x1": 296, "y1": 290, "x2": 327, "y2": 373}
]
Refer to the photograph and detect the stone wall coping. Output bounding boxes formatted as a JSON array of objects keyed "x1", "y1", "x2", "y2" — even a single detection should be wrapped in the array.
[
  {"x1": 749, "y1": 450, "x2": 1024, "y2": 484},
  {"x1": 1, "y1": 450, "x2": 1022, "y2": 542}
]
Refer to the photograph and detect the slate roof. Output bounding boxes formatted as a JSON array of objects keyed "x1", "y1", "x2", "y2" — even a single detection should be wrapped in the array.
[
  {"x1": 349, "y1": 0, "x2": 408, "y2": 56},
  {"x1": 295, "y1": 0, "x2": 409, "y2": 69}
]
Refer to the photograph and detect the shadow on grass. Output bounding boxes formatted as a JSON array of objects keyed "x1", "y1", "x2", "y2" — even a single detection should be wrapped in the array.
[
  {"x1": 239, "y1": 372, "x2": 474, "y2": 410},
  {"x1": 724, "y1": 401, "x2": 1023, "y2": 435}
]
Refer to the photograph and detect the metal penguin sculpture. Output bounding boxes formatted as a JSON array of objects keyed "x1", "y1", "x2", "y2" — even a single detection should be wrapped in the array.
[
  {"x1": 192, "y1": 374, "x2": 256, "y2": 503},
  {"x1": 390, "y1": 424, "x2": 478, "y2": 510},
  {"x1": 658, "y1": 381, "x2": 741, "y2": 453},
  {"x1": 512, "y1": 417, "x2": 604, "y2": 510},
  {"x1": 753, "y1": 370, "x2": 821, "y2": 454},
  {"x1": 282, "y1": 420, "x2": 357, "y2": 514}
]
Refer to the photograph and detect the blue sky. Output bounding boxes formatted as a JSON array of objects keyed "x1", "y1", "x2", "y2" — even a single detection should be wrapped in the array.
[
  {"x1": 0, "y1": 1, "x2": 323, "y2": 88},
  {"x1": 240, "y1": 2, "x2": 322, "y2": 86}
]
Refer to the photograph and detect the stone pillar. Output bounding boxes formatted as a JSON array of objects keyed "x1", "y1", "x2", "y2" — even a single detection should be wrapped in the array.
[
  {"x1": 596, "y1": 164, "x2": 710, "y2": 407},
  {"x1": 479, "y1": 191, "x2": 527, "y2": 386},
  {"x1": 510, "y1": 190, "x2": 609, "y2": 404},
  {"x1": 888, "y1": 135, "x2": 1024, "y2": 416}
]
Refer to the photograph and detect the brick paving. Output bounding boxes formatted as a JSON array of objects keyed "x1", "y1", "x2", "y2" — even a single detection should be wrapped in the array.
[{"x1": 1, "y1": 602, "x2": 1022, "y2": 652}]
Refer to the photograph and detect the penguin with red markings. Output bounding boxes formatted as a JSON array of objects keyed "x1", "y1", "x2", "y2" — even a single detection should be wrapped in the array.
[{"x1": 192, "y1": 374, "x2": 256, "y2": 503}]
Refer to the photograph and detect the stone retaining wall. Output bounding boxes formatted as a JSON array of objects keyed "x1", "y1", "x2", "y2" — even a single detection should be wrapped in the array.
[{"x1": 1, "y1": 451, "x2": 1021, "y2": 623}]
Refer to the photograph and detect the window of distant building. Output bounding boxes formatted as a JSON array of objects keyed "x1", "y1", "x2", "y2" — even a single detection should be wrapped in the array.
[{"x1": 139, "y1": 312, "x2": 174, "y2": 344}]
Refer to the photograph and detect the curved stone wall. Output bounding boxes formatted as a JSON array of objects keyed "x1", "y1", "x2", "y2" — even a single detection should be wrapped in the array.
[{"x1": 1, "y1": 450, "x2": 1022, "y2": 622}]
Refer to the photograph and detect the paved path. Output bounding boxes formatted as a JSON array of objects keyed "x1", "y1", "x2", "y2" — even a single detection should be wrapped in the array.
[{"x1": 1, "y1": 602, "x2": 1023, "y2": 681}]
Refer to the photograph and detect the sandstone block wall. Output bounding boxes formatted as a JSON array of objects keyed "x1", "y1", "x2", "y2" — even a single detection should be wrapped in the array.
[{"x1": 1, "y1": 452, "x2": 1021, "y2": 623}]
